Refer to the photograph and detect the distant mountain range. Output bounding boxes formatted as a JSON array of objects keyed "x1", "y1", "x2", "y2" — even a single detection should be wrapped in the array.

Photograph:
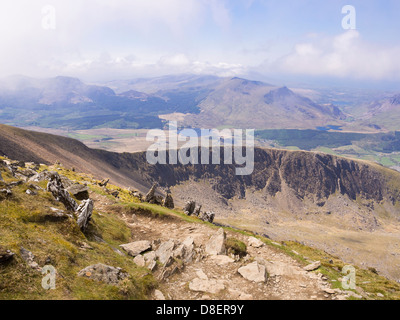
[{"x1": 0, "y1": 74, "x2": 398, "y2": 131}]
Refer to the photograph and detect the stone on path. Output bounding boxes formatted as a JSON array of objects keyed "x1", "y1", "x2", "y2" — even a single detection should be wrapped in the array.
[
  {"x1": 205, "y1": 228, "x2": 226, "y2": 256},
  {"x1": 238, "y1": 261, "x2": 267, "y2": 283},
  {"x1": 120, "y1": 240, "x2": 152, "y2": 257}
]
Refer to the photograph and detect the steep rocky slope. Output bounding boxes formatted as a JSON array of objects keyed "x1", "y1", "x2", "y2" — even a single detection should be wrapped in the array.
[
  {"x1": 2, "y1": 124, "x2": 400, "y2": 280},
  {"x1": 1, "y1": 158, "x2": 399, "y2": 300}
]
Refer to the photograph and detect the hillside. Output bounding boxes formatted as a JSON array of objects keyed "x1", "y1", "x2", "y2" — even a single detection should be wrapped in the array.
[
  {"x1": 1, "y1": 124, "x2": 400, "y2": 281},
  {"x1": 1, "y1": 156, "x2": 399, "y2": 300}
]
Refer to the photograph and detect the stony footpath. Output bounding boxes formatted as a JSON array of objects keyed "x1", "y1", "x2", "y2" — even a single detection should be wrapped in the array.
[{"x1": 114, "y1": 205, "x2": 362, "y2": 300}]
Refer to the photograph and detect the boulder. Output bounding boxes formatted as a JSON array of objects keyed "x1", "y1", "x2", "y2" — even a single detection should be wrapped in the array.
[
  {"x1": 163, "y1": 192, "x2": 174, "y2": 209},
  {"x1": 184, "y1": 201, "x2": 196, "y2": 216},
  {"x1": 120, "y1": 240, "x2": 152, "y2": 257},
  {"x1": 200, "y1": 211, "x2": 215, "y2": 223},
  {"x1": 182, "y1": 236, "x2": 195, "y2": 263},
  {"x1": 144, "y1": 184, "x2": 157, "y2": 203},
  {"x1": 248, "y1": 237, "x2": 264, "y2": 248},
  {"x1": 76, "y1": 199, "x2": 94, "y2": 232},
  {"x1": 67, "y1": 184, "x2": 89, "y2": 200},
  {"x1": 47, "y1": 172, "x2": 78, "y2": 212},
  {"x1": 77, "y1": 263, "x2": 128, "y2": 285},
  {"x1": 238, "y1": 261, "x2": 267, "y2": 283},
  {"x1": 155, "y1": 240, "x2": 175, "y2": 265},
  {"x1": 304, "y1": 261, "x2": 321, "y2": 272},
  {"x1": 143, "y1": 251, "x2": 157, "y2": 270},
  {"x1": 205, "y1": 228, "x2": 226, "y2": 256},
  {"x1": 133, "y1": 255, "x2": 146, "y2": 267},
  {"x1": 193, "y1": 205, "x2": 202, "y2": 217}
]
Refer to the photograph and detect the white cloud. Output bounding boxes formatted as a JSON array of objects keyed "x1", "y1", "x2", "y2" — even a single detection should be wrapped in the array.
[{"x1": 274, "y1": 30, "x2": 400, "y2": 80}]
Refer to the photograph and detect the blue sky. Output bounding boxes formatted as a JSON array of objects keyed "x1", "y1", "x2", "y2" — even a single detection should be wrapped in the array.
[{"x1": 0, "y1": 0, "x2": 399, "y2": 85}]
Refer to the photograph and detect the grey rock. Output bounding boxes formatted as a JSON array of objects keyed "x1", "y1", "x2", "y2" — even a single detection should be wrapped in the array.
[
  {"x1": 205, "y1": 228, "x2": 226, "y2": 256},
  {"x1": 67, "y1": 184, "x2": 89, "y2": 200},
  {"x1": 193, "y1": 205, "x2": 202, "y2": 217},
  {"x1": 163, "y1": 192, "x2": 174, "y2": 209},
  {"x1": 184, "y1": 201, "x2": 196, "y2": 216},
  {"x1": 144, "y1": 184, "x2": 157, "y2": 203},
  {"x1": 47, "y1": 172, "x2": 78, "y2": 212},
  {"x1": 120, "y1": 240, "x2": 152, "y2": 257},
  {"x1": 77, "y1": 263, "x2": 128, "y2": 285},
  {"x1": 248, "y1": 237, "x2": 264, "y2": 248},
  {"x1": 156, "y1": 240, "x2": 176, "y2": 265},
  {"x1": 238, "y1": 261, "x2": 267, "y2": 283},
  {"x1": 200, "y1": 211, "x2": 215, "y2": 223},
  {"x1": 209, "y1": 255, "x2": 234, "y2": 265},
  {"x1": 133, "y1": 255, "x2": 146, "y2": 267},
  {"x1": 304, "y1": 261, "x2": 321, "y2": 271},
  {"x1": 76, "y1": 199, "x2": 94, "y2": 232}
]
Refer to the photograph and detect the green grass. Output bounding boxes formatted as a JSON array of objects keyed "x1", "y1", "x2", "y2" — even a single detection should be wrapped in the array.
[
  {"x1": 0, "y1": 165, "x2": 156, "y2": 300},
  {"x1": 225, "y1": 238, "x2": 247, "y2": 257}
]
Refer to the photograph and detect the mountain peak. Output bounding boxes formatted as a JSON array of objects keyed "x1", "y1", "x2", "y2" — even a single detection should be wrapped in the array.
[{"x1": 264, "y1": 86, "x2": 296, "y2": 104}]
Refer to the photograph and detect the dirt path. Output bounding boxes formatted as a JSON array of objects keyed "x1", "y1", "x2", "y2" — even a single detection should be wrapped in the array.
[{"x1": 91, "y1": 192, "x2": 347, "y2": 300}]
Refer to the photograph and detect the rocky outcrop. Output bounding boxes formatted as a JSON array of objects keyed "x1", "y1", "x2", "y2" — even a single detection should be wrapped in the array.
[
  {"x1": 46, "y1": 172, "x2": 78, "y2": 212},
  {"x1": 163, "y1": 192, "x2": 174, "y2": 209},
  {"x1": 200, "y1": 211, "x2": 215, "y2": 223},
  {"x1": 155, "y1": 240, "x2": 175, "y2": 266},
  {"x1": 205, "y1": 228, "x2": 226, "y2": 255},
  {"x1": 193, "y1": 205, "x2": 202, "y2": 217},
  {"x1": 76, "y1": 199, "x2": 94, "y2": 232},
  {"x1": 184, "y1": 201, "x2": 196, "y2": 216},
  {"x1": 67, "y1": 184, "x2": 89, "y2": 200},
  {"x1": 77, "y1": 264, "x2": 128, "y2": 285},
  {"x1": 120, "y1": 240, "x2": 152, "y2": 257},
  {"x1": 124, "y1": 148, "x2": 398, "y2": 207},
  {"x1": 144, "y1": 183, "x2": 157, "y2": 203}
]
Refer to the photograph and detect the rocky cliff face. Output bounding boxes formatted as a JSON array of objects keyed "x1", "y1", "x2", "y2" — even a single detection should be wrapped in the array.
[
  {"x1": 116, "y1": 148, "x2": 398, "y2": 207},
  {"x1": 0, "y1": 124, "x2": 399, "y2": 216}
]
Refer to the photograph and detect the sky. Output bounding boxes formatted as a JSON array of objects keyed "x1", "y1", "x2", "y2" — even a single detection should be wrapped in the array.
[{"x1": 1, "y1": 0, "x2": 400, "y2": 86}]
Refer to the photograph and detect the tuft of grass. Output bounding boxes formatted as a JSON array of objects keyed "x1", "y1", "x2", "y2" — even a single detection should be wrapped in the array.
[{"x1": 225, "y1": 238, "x2": 247, "y2": 257}]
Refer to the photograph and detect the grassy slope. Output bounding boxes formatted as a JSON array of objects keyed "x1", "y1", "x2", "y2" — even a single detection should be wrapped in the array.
[
  {"x1": 0, "y1": 163, "x2": 156, "y2": 300},
  {"x1": 1, "y1": 160, "x2": 400, "y2": 300}
]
